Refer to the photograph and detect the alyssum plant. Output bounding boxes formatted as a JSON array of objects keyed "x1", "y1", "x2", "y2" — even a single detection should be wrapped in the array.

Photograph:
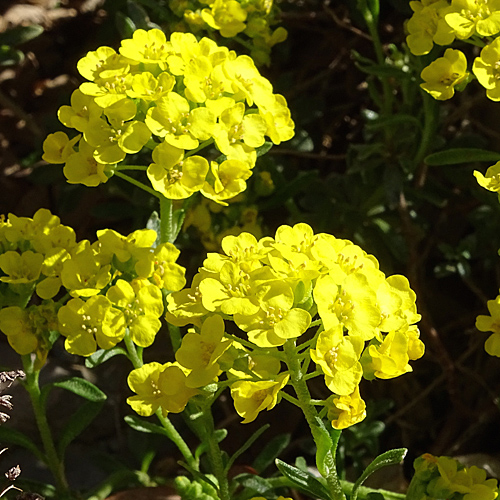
[{"x1": 0, "y1": 24, "x2": 498, "y2": 500}]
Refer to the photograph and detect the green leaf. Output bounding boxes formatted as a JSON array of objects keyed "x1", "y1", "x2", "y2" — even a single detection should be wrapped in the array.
[
  {"x1": 85, "y1": 347, "x2": 128, "y2": 368},
  {"x1": 127, "y1": 0, "x2": 151, "y2": 29},
  {"x1": 52, "y1": 377, "x2": 107, "y2": 402},
  {"x1": 0, "y1": 426, "x2": 43, "y2": 460},
  {"x1": 256, "y1": 141, "x2": 273, "y2": 158},
  {"x1": 311, "y1": 420, "x2": 334, "y2": 478},
  {"x1": 252, "y1": 433, "x2": 291, "y2": 473},
  {"x1": 115, "y1": 11, "x2": 136, "y2": 39},
  {"x1": 0, "y1": 25, "x2": 44, "y2": 46},
  {"x1": 354, "y1": 62, "x2": 410, "y2": 78},
  {"x1": 233, "y1": 473, "x2": 274, "y2": 496},
  {"x1": 0, "y1": 46, "x2": 24, "y2": 66},
  {"x1": 275, "y1": 459, "x2": 330, "y2": 500},
  {"x1": 259, "y1": 171, "x2": 318, "y2": 211},
  {"x1": 57, "y1": 401, "x2": 104, "y2": 457},
  {"x1": 365, "y1": 114, "x2": 422, "y2": 132},
  {"x1": 146, "y1": 211, "x2": 161, "y2": 248},
  {"x1": 424, "y1": 148, "x2": 500, "y2": 166},
  {"x1": 172, "y1": 208, "x2": 186, "y2": 242},
  {"x1": 195, "y1": 429, "x2": 228, "y2": 460},
  {"x1": 124, "y1": 414, "x2": 170, "y2": 437},
  {"x1": 225, "y1": 424, "x2": 269, "y2": 474},
  {"x1": 351, "y1": 448, "x2": 408, "y2": 500}
]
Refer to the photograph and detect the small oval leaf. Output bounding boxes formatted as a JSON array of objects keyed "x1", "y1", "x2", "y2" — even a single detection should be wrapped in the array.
[
  {"x1": 57, "y1": 401, "x2": 104, "y2": 457},
  {"x1": 85, "y1": 347, "x2": 127, "y2": 369},
  {"x1": 424, "y1": 149, "x2": 500, "y2": 166},
  {"x1": 124, "y1": 414, "x2": 170, "y2": 436},
  {"x1": 351, "y1": 448, "x2": 408, "y2": 500},
  {"x1": 0, "y1": 426, "x2": 43, "y2": 460},
  {"x1": 53, "y1": 377, "x2": 106, "y2": 402},
  {"x1": 275, "y1": 459, "x2": 330, "y2": 500}
]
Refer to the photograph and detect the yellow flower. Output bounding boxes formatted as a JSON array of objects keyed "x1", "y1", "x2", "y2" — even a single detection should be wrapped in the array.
[
  {"x1": 0, "y1": 304, "x2": 56, "y2": 367},
  {"x1": 58, "y1": 89, "x2": 101, "y2": 133},
  {"x1": 445, "y1": 0, "x2": 500, "y2": 38},
  {"x1": 310, "y1": 327, "x2": 364, "y2": 395},
  {"x1": 77, "y1": 46, "x2": 129, "y2": 82},
  {"x1": 202, "y1": 0, "x2": 248, "y2": 38},
  {"x1": 362, "y1": 330, "x2": 415, "y2": 380},
  {"x1": 119, "y1": 29, "x2": 172, "y2": 69},
  {"x1": 0, "y1": 306, "x2": 39, "y2": 355},
  {"x1": 201, "y1": 160, "x2": 253, "y2": 205},
  {"x1": 127, "y1": 362, "x2": 199, "y2": 416},
  {"x1": 230, "y1": 372, "x2": 289, "y2": 423},
  {"x1": 198, "y1": 261, "x2": 269, "y2": 315},
  {"x1": 166, "y1": 273, "x2": 210, "y2": 327},
  {"x1": 175, "y1": 314, "x2": 232, "y2": 387},
  {"x1": 60, "y1": 240, "x2": 111, "y2": 297},
  {"x1": 251, "y1": 497, "x2": 293, "y2": 500},
  {"x1": 326, "y1": 387, "x2": 366, "y2": 430},
  {"x1": 420, "y1": 48, "x2": 468, "y2": 100},
  {"x1": 63, "y1": 139, "x2": 111, "y2": 187},
  {"x1": 259, "y1": 95, "x2": 295, "y2": 145},
  {"x1": 135, "y1": 242, "x2": 187, "y2": 292},
  {"x1": 0, "y1": 250, "x2": 43, "y2": 284},
  {"x1": 126, "y1": 72, "x2": 175, "y2": 101},
  {"x1": 105, "y1": 279, "x2": 164, "y2": 347},
  {"x1": 42, "y1": 132, "x2": 80, "y2": 164},
  {"x1": 476, "y1": 295, "x2": 500, "y2": 357},
  {"x1": 474, "y1": 162, "x2": 500, "y2": 193},
  {"x1": 96, "y1": 228, "x2": 158, "y2": 265},
  {"x1": 313, "y1": 272, "x2": 380, "y2": 340},
  {"x1": 234, "y1": 280, "x2": 312, "y2": 347},
  {"x1": 58, "y1": 295, "x2": 116, "y2": 355},
  {"x1": 473, "y1": 38, "x2": 500, "y2": 100},
  {"x1": 406, "y1": 0, "x2": 455, "y2": 55},
  {"x1": 147, "y1": 142, "x2": 210, "y2": 200},
  {"x1": 145, "y1": 92, "x2": 215, "y2": 149}
]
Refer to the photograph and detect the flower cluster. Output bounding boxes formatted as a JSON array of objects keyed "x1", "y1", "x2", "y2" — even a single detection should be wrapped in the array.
[
  {"x1": 0, "y1": 208, "x2": 186, "y2": 361},
  {"x1": 42, "y1": 29, "x2": 294, "y2": 206},
  {"x1": 473, "y1": 162, "x2": 500, "y2": 357},
  {"x1": 127, "y1": 223, "x2": 423, "y2": 428},
  {"x1": 410, "y1": 453, "x2": 499, "y2": 500},
  {"x1": 167, "y1": 0, "x2": 287, "y2": 66},
  {"x1": 406, "y1": 0, "x2": 500, "y2": 101}
]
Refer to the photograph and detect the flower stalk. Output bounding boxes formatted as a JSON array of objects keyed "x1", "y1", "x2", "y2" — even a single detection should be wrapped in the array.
[
  {"x1": 283, "y1": 340, "x2": 346, "y2": 500},
  {"x1": 21, "y1": 355, "x2": 72, "y2": 499}
]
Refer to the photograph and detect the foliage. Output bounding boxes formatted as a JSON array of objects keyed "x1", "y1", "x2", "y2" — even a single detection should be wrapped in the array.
[{"x1": 0, "y1": 1, "x2": 500, "y2": 500}]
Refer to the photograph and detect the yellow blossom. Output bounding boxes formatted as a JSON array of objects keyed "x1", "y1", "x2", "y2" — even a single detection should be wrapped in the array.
[{"x1": 420, "y1": 48, "x2": 468, "y2": 100}]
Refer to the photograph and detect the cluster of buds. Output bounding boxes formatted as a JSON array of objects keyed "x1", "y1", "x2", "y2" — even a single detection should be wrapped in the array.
[{"x1": 408, "y1": 453, "x2": 499, "y2": 500}]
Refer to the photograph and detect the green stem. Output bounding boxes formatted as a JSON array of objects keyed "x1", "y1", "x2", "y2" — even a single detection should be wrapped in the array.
[
  {"x1": 123, "y1": 335, "x2": 197, "y2": 470},
  {"x1": 159, "y1": 195, "x2": 175, "y2": 244},
  {"x1": 414, "y1": 90, "x2": 438, "y2": 183},
  {"x1": 115, "y1": 165, "x2": 148, "y2": 171},
  {"x1": 358, "y1": 0, "x2": 393, "y2": 116},
  {"x1": 183, "y1": 139, "x2": 214, "y2": 158},
  {"x1": 340, "y1": 480, "x2": 406, "y2": 500},
  {"x1": 114, "y1": 171, "x2": 160, "y2": 198},
  {"x1": 168, "y1": 322, "x2": 182, "y2": 352},
  {"x1": 21, "y1": 355, "x2": 72, "y2": 498},
  {"x1": 124, "y1": 333, "x2": 143, "y2": 369},
  {"x1": 155, "y1": 410, "x2": 198, "y2": 470},
  {"x1": 199, "y1": 403, "x2": 230, "y2": 500},
  {"x1": 283, "y1": 341, "x2": 345, "y2": 500}
]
